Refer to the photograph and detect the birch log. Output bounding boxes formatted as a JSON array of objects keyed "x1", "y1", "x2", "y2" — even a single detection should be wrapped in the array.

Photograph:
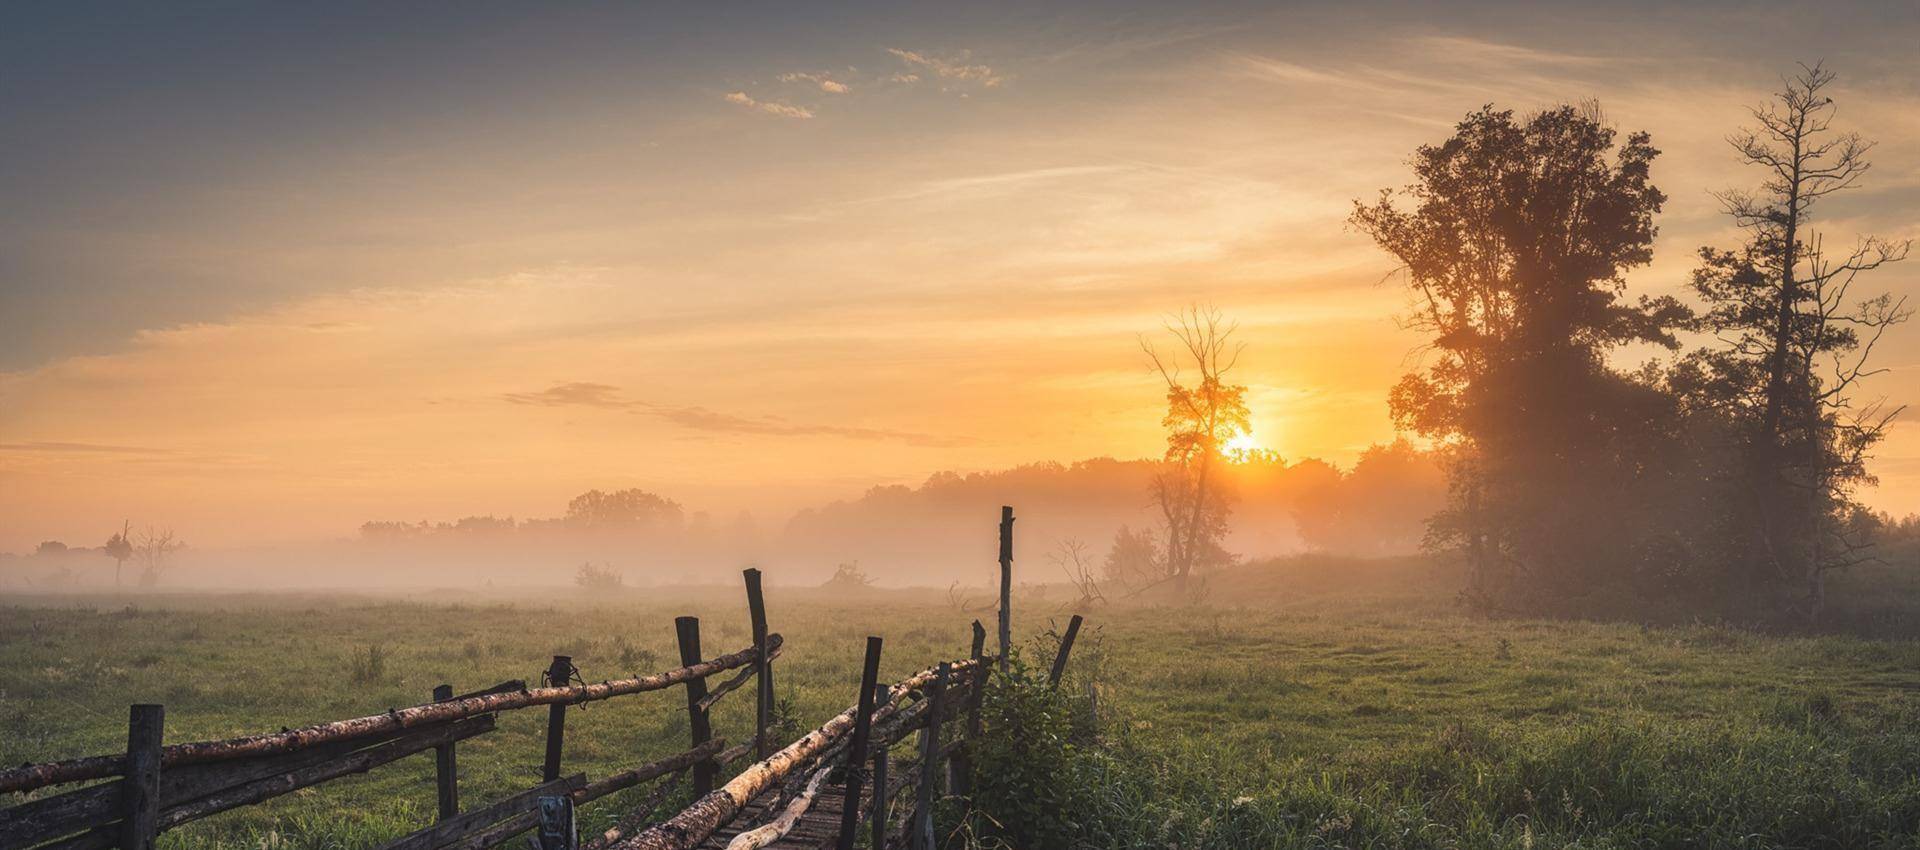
[
  {"x1": 723, "y1": 764, "x2": 830, "y2": 850},
  {"x1": 0, "y1": 636, "x2": 778, "y2": 795},
  {"x1": 611, "y1": 658, "x2": 977, "y2": 850}
]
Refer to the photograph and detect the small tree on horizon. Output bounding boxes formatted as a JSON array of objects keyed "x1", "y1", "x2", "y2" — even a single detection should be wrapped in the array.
[
  {"x1": 133, "y1": 526, "x2": 184, "y2": 588},
  {"x1": 104, "y1": 521, "x2": 133, "y2": 586},
  {"x1": 1142, "y1": 305, "x2": 1248, "y2": 592}
]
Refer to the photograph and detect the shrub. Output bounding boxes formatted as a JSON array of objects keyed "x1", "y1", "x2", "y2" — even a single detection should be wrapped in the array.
[{"x1": 348, "y1": 644, "x2": 388, "y2": 684}]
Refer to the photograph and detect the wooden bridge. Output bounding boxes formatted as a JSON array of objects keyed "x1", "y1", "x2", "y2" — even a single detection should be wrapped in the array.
[{"x1": 0, "y1": 507, "x2": 1081, "y2": 850}]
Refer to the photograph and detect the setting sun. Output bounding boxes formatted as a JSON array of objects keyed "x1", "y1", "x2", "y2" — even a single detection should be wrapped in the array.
[
  {"x1": 3, "y1": 7, "x2": 1919, "y2": 848},
  {"x1": 1223, "y1": 430, "x2": 1265, "y2": 458}
]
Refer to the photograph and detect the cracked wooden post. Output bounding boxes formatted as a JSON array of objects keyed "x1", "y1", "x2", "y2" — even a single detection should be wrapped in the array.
[
  {"x1": 911, "y1": 664, "x2": 948, "y2": 850},
  {"x1": 835, "y1": 636, "x2": 883, "y2": 850},
  {"x1": 433, "y1": 683, "x2": 459, "y2": 819},
  {"x1": 997, "y1": 506, "x2": 1014, "y2": 675},
  {"x1": 675, "y1": 617, "x2": 717, "y2": 796},
  {"x1": 743, "y1": 567, "x2": 772, "y2": 760},
  {"x1": 1048, "y1": 614, "x2": 1083, "y2": 688},
  {"x1": 120, "y1": 704, "x2": 163, "y2": 850},
  {"x1": 869, "y1": 681, "x2": 890, "y2": 850},
  {"x1": 543, "y1": 656, "x2": 573, "y2": 782}
]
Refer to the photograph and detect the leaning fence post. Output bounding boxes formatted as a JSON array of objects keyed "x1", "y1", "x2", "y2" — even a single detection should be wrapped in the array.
[
  {"x1": 1048, "y1": 614, "x2": 1084, "y2": 688},
  {"x1": 911, "y1": 663, "x2": 948, "y2": 850},
  {"x1": 432, "y1": 683, "x2": 459, "y2": 819},
  {"x1": 869, "y1": 681, "x2": 890, "y2": 850},
  {"x1": 836, "y1": 636, "x2": 883, "y2": 850},
  {"x1": 997, "y1": 506, "x2": 1014, "y2": 674},
  {"x1": 120, "y1": 704, "x2": 163, "y2": 850},
  {"x1": 542, "y1": 655, "x2": 573, "y2": 782},
  {"x1": 675, "y1": 616, "x2": 717, "y2": 795},
  {"x1": 743, "y1": 567, "x2": 773, "y2": 759}
]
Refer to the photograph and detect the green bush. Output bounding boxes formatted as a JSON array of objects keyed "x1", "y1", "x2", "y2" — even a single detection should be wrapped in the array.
[{"x1": 958, "y1": 674, "x2": 1920, "y2": 849}]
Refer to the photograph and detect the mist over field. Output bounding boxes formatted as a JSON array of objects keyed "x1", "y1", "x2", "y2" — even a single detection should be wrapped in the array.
[
  {"x1": 6, "y1": 4, "x2": 1920, "y2": 849},
  {"x1": 1, "y1": 446, "x2": 1445, "y2": 589}
]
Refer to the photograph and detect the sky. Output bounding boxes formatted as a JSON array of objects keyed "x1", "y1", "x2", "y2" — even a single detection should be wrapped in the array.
[{"x1": 2, "y1": 1, "x2": 1918, "y2": 551}]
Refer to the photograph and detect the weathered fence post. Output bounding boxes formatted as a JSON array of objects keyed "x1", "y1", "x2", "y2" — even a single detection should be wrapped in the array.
[
  {"x1": 542, "y1": 656, "x2": 573, "y2": 782},
  {"x1": 997, "y1": 506, "x2": 1014, "y2": 674},
  {"x1": 743, "y1": 567, "x2": 773, "y2": 759},
  {"x1": 432, "y1": 683, "x2": 460, "y2": 819},
  {"x1": 675, "y1": 616, "x2": 717, "y2": 795},
  {"x1": 869, "y1": 681, "x2": 890, "y2": 850},
  {"x1": 1048, "y1": 614, "x2": 1083, "y2": 688},
  {"x1": 911, "y1": 663, "x2": 948, "y2": 850},
  {"x1": 120, "y1": 703, "x2": 164, "y2": 850},
  {"x1": 836, "y1": 636, "x2": 883, "y2": 850}
]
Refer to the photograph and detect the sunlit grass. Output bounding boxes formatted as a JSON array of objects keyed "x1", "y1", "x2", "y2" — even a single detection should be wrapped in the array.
[{"x1": 1, "y1": 555, "x2": 1916, "y2": 847}]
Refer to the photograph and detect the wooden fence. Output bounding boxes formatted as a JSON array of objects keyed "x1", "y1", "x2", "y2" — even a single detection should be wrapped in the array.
[{"x1": 0, "y1": 507, "x2": 1079, "y2": 850}]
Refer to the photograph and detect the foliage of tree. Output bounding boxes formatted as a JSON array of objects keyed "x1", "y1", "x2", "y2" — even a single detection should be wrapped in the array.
[
  {"x1": 1350, "y1": 68, "x2": 1910, "y2": 622},
  {"x1": 1142, "y1": 305, "x2": 1249, "y2": 589},
  {"x1": 822, "y1": 561, "x2": 874, "y2": 590},
  {"x1": 104, "y1": 521, "x2": 133, "y2": 586},
  {"x1": 1290, "y1": 440, "x2": 1448, "y2": 556},
  {"x1": 564, "y1": 488, "x2": 684, "y2": 530},
  {"x1": 573, "y1": 561, "x2": 624, "y2": 590},
  {"x1": 1101, "y1": 525, "x2": 1162, "y2": 592},
  {"x1": 1675, "y1": 63, "x2": 1911, "y2": 620},
  {"x1": 133, "y1": 526, "x2": 183, "y2": 588},
  {"x1": 1354, "y1": 104, "x2": 1691, "y2": 612}
]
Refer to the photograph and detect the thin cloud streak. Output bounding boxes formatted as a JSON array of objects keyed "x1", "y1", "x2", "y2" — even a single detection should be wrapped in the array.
[
  {"x1": 0, "y1": 441, "x2": 173, "y2": 455},
  {"x1": 501, "y1": 382, "x2": 973, "y2": 448},
  {"x1": 724, "y1": 91, "x2": 814, "y2": 119}
]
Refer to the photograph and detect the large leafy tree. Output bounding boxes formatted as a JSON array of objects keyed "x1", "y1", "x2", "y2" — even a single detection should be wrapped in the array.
[{"x1": 1353, "y1": 105, "x2": 1690, "y2": 611}]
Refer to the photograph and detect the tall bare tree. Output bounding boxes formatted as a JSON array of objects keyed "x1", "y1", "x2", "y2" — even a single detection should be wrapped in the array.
[
  {"x1": 1686, "y1": 62, "x2": 1911, "y2": 619},
  {"x1": 1142, "y1": 305, "x2": 1249, "y2": 590}
]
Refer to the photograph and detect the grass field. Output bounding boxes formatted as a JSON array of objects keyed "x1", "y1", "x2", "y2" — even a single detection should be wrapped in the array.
[{"x1": 3, "y1": 554, "x2": 1918, "y2": 848}]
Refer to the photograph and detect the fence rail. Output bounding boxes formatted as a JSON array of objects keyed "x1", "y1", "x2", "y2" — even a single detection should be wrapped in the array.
[{"x1": 2, "y1": 506, "x2": 1074, "y2": 850}]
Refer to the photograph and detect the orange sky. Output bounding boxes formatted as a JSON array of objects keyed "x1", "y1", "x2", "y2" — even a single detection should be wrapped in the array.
[{"x1": 3, "y1": 5, "x2": 1917, "y2": 551}]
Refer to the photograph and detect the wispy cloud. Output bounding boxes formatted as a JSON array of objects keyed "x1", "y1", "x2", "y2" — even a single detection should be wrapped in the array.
[
  {"x1": 653, "y1": 406, "x2": 971, "y2": 447},
  {"x1": 723, "y1": 91, "x2": 814, "y2": 119},
  {"x1": 1410, "y1": 36, "x2": 1613, "y2": 68},
  {"x1": 501, "y1": 382, "x2": 629, "y2": 408},
  {"x1": 886, "y1": 48, "x2": 1003, "y2": 87},
  {"x1": 778, "y1": 71, "x2": 851, "y2": 94},
  {"x1": 501, "y1": 382, "x2": 970, "y2": 447},
  {"x1": 0, "y1": 441, "x2": 172, "y2": 455}
]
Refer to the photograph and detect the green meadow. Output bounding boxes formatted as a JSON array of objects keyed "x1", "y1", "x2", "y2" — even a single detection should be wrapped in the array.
[{"x1": 3, "y1": 555, "x2": 1918, "y2": 848}]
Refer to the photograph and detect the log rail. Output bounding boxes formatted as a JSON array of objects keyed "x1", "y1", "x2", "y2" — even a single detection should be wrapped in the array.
[
  {"x1": 1, "y1": 507, "x2": 1076, "y2": 850},
  {"x1": 0, "y1": 569, "x2": 790, "y2": 850}
]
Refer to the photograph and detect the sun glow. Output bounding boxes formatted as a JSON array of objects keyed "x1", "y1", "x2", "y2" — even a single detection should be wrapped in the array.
[{"x1": 1222, "y1": 430, "x2": 1264, "y2": 460}]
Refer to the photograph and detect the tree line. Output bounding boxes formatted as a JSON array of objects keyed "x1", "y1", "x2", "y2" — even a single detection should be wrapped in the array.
[
  {"x1": 1342, "y1": 64, "x2": 1910, "y2": 622},
  {"x1": 1138, "y1": 65, "x2": 1914, "y2": 623}
]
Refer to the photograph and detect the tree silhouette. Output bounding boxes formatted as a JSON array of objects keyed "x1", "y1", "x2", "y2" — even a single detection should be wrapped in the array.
[
  {"x1": 1141, "y1": 305, "x2": 1248, "y2": 590},
  {"x1": 1680, "y1": 63, "x2": 1911, "y2": 620},
  {"x1": 1353, "y1": 104, "x2": 1689, "y2": 611},
  {"x1": 104, "y1": 521, "x2": 133, "y2": 586}
]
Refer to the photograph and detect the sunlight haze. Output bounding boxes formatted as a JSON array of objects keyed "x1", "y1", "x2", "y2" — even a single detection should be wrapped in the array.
[{"x1": 3, "y1": 1, "x2": 1917, "y2": 552}]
